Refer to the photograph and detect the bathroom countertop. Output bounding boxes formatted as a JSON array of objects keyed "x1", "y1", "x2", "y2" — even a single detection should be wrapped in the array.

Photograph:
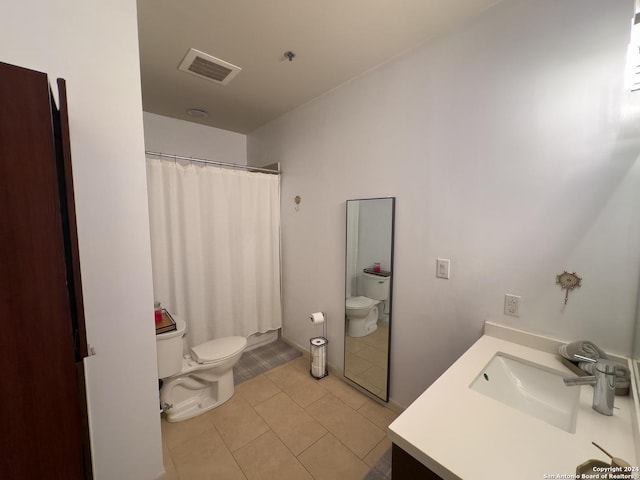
[{"x1": 388, "y1": 331, "x2": 638, "y2": 480}]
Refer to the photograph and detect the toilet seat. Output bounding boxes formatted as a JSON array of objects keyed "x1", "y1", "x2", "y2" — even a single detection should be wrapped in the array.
[{"x1": 191, "y1": 336, "x2": 246, "y2": 364}]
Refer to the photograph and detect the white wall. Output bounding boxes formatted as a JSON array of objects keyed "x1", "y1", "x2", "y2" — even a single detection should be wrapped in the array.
[
  {"x1": 0, "y1": 2, "x2": 163, "y2": 479},
  {"x1": 143, "y1": 112, "x2": 247, "y2": 164},
  {"x1": 248, "y1": 0, "x2": 640, "y2": 407}
]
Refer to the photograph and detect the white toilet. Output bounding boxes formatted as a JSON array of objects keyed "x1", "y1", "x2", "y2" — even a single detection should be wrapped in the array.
[
  {"x1": 346, "y1": 272, "x2": 390, "y2": 337},
  {"x1": 156, "y1": 316, "x2": 247, "y2": 422}
]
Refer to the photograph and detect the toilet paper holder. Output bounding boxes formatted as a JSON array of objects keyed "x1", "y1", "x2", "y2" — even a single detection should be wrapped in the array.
[{"x1": 309, "y1": 312, "x2": 328, "y2": 380}]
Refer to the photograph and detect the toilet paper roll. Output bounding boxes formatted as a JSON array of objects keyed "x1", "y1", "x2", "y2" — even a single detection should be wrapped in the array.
[
  {"x1": 312, "y1": 353, "x2": 325, "y2": 377},
  {"x1": 310, "y1": 312, "x2": 325, "y2": 325},
  {"x1": 311, "y1": 338, "x2": 327, "y2": 347},
  {"x1": 311, "y1": 341, "x2": 326, "y2": 377},
  {"x1": 310, "y1": 337, "x2": 327, "y2": 378}
]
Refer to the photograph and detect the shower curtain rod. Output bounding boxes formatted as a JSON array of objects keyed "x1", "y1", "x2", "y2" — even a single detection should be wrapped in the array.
[{"x1": 145, "y1": 151, "x2": 281, "y2": 174}]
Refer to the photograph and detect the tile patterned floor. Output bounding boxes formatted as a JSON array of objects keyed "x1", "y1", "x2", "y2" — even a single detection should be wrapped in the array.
[{"x1": 160, "y1": 355, "x2": 397, "y2": 480}]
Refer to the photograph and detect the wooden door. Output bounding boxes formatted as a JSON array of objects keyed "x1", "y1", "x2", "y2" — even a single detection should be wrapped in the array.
[{"x1": 0, "y1": 62, "x2": 89, "y2": 479}]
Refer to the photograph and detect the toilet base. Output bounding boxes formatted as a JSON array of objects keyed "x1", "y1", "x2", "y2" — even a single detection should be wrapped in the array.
[
  {"x1": 347, "y1": 303, "x2": 379, "y2": 337},
  {"x1": 348, "y1": 317, "x2": 378, "y2": 337},
  {"x1": 161, "y1": 369, "x2": 235, "y2": 422}
]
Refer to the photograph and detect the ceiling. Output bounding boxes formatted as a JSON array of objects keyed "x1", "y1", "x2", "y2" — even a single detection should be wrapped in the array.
[{"x1": 137, "y1": 0, "x2": 500, "y2": 134}]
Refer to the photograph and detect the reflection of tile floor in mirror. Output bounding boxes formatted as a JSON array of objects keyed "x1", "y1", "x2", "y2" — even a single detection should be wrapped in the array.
[
  {"x1": 160, "y1": 355, "x2": 397, "y2": 480},
  {"x1": 345, "y1": 321, "x2": 389, "y2": 397}
]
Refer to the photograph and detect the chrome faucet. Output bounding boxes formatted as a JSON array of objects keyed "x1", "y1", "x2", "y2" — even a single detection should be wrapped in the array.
[{"x1": 563, "y1": 354, "x2": 618, "y2": 416}]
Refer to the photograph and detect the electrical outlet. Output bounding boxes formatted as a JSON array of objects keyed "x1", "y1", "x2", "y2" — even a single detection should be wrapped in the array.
[
  {"x1": 504, "y1": 294, "x2": 521, "y2": 317},
  {"x1": 436, "y1": 258, "x2": 450, "y2": 279}
]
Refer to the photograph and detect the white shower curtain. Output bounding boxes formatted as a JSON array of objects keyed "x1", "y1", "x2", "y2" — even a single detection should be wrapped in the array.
[
  {"x1": 346, "y1": 201, "x2": 359, "y2": 298},
  {"x1": 146, "y1": 157, "x2": 282, "y2": 348}
]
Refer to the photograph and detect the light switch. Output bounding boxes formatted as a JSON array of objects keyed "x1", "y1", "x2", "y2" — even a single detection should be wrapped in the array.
[{"x1": 436, "y1": 258, "x2": 450, "y2": 279}]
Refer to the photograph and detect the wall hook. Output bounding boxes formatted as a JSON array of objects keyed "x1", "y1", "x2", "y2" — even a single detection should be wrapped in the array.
[
  {"x1": 294, "y1": 195, "x2": 301, "y2": 211},
  {"x1": 284, "y1": 51, "x2": 296, "y2": 62},
  {"x1": 556, "y1": 271, "x2": 582, "y2": 305}
]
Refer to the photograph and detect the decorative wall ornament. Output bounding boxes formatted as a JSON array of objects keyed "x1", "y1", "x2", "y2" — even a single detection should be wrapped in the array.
[{"x1": 556, "y1": 271, "x2": 582, "y2": 305}]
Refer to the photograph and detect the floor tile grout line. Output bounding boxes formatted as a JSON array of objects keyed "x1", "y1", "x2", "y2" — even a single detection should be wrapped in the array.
[
  {"x1": 165, "y1": 448, "x2": 180, "y2": 480},
  {"x1": 295, "y1": 437, "x2": 324, "y2": 480},
  {"x1": 166, "y1": 422, "x2": 233, "y2": 479},
  {"x1": 224, "y1": 428, "x2": 251, "y2": 480},
  {"x1": 211, "y1": 421, "x2": 236, "y2": 453},
  {"x1": 361, "y1": 433, "x2": 391, "y2": 463},
  {"x1": 162, "y1": 420, "x2": 217, "y2": 453},
  {"x1": 238, "y1": 380, "x2": 282, "y2": 409},
  {"x1": 299, "y1": 428, "x2": 373, "y2": 473},
  {"x1": 231, "y1": 425, "x2": 323, "y2": 480},
  {"x1": 229, "y1": 428, "x2": 275, "y2": 480},
  {"x1": 251, "y1": 391, "x2": 297, "y2": 454},
  {"x1": 356, "y1": 401, "x2": 398, "y2": 431},
  {"x1": 330, "y1": 430, "x2": 369, "y2": 462},
  {"x1": 293, "y1": 429, "x2": 331, "y2": 459},
  {"x1": 295, "y1": 429, "x2": 372, "y2": 479},
  {"x1": 291, "y1": 428, "x2": 371, "y2": 480},
  {"x1": 303, "y1": 393, "x2": 386, "y2": 461},
  {"x1": 252, "y1": 387, "x2": 330, "y2": 459},
  {"x1": 251, "y1": 381, "x2": 378, "y2": 467}
]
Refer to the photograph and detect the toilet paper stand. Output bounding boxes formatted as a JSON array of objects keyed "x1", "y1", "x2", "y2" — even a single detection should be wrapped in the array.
[{"x1": 309, "y1": 312, "x2": 328, "y2": 380}]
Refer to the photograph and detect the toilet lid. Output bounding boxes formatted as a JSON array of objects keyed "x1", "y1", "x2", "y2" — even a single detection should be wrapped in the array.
[
  {"x1": 191, "y1": 336, "x2": 247, "y2": 364},
  {"x1": 345, "y1": 296, "x2": 374, "y2": 309}
]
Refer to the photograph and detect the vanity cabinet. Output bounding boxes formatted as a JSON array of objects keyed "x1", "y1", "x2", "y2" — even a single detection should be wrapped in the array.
[
  {"x1": 392, "y1": 444, "x2": 444, "y2": 480},
  {"x1": 0, "y1": 62, "x2": 91, "y2": 479}
]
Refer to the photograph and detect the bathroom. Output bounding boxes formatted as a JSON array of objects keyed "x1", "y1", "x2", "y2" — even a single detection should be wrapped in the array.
[{"x1": 1, "y1": 0, "x2": 640, "y2": 478}]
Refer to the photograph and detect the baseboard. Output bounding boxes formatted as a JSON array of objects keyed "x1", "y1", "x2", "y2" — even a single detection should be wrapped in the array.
[{"x1": 279, "y1": 336, "x2": 311, "y2": 363}]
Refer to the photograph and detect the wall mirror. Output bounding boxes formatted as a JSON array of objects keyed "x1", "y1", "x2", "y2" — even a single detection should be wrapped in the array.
[{"x1": 344, "y1": 197, "x2": 395, "y2": 402}]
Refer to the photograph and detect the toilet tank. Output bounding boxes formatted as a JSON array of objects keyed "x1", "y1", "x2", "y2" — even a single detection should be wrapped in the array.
[
  {"x1": 362, "y1": 272, "x2": 390, "y2": 300},
  {"x1": 156, "y1": 317, "x2": 187, "y2": 379}
]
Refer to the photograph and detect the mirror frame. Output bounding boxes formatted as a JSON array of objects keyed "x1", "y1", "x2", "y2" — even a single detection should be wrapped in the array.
[{"x1": 343, "y1": 197, "x2": 395, "y2": 402}]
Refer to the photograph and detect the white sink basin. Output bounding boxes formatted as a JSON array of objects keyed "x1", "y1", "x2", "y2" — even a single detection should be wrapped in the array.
[{"x1": 470, "y1": 353, "x2": 580, "y2": 432}]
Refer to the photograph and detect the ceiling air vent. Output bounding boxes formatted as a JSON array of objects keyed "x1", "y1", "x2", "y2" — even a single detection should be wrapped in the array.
[{"x1": 178, "y1": 48, "x2": 241, "y2": 86}]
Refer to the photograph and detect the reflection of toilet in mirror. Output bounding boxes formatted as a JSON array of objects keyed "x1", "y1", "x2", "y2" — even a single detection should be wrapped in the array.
[{"x1": 346, "y1": 272, "x2": 390, "y2": 337}]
